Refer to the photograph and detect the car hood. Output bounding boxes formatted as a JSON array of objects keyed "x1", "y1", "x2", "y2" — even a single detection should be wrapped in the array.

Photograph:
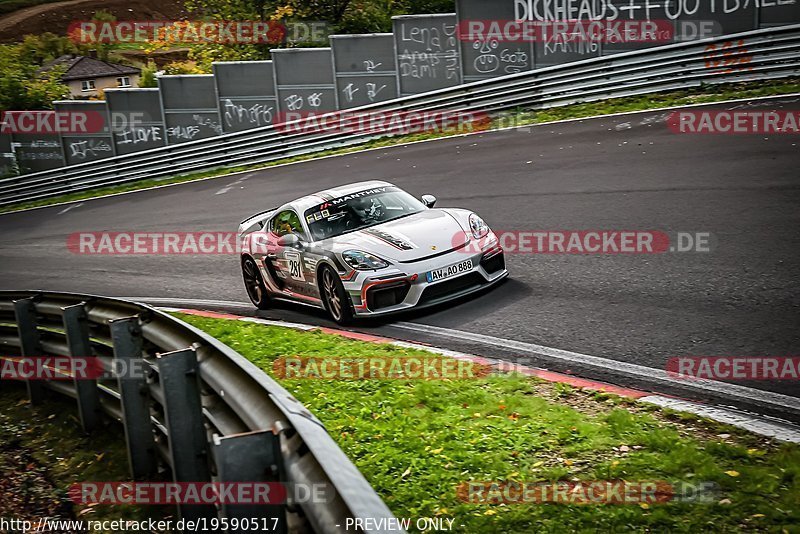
[{"x1": 325, "y1": 209, "x2": 470, "y2": 263}]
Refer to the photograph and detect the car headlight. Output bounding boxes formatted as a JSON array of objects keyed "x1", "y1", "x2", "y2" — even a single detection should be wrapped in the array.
[
  {"x1": 342, "y1": 250, "x2": 390, "y2": 270},
  {"x1": 469, "y1": 213, "x2": 489, "y2": 239}
]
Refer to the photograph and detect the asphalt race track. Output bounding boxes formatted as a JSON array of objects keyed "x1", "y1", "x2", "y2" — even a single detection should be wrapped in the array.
[{"x1": 1, "y1": 96, "x2": 799, "y2": 420}]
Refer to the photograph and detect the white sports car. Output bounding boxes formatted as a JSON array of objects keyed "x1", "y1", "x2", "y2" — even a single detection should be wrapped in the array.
[{"x1": 238, "y1": 181, "x2": 507, "y2": 324}]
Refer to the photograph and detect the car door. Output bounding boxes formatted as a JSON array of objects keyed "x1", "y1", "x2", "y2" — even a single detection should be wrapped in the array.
[{"x1": 269, "y1": 209, "x2": 312, "y2": 295}]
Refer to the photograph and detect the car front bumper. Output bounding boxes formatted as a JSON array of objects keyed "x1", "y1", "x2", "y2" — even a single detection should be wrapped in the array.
[{"x1": 343, "y1": 241, "x2": 507, "y2": 317}]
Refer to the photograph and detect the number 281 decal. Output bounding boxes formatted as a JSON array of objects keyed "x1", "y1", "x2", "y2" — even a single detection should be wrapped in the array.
[{"x1": 284, "y1": 251, "x2": 305, "y2": 281}]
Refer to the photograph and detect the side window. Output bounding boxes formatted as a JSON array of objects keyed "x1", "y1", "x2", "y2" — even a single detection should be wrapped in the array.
[{"x1": 270, "y1": 210, "x2": 307, "y2": 239}]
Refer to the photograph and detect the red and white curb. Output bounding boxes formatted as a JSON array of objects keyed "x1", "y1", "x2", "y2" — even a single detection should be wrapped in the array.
[{"x1": 162, "y1": 307, "x2": 800, "y2": 444}]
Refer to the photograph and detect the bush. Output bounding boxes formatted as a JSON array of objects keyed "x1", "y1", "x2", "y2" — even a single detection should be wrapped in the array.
[
  {"x1": 0, "y1": 36, "x2": 71, "y2": 111},
  {"x1": 138, "y1": 61, "x2": 159, "y2": 87}
]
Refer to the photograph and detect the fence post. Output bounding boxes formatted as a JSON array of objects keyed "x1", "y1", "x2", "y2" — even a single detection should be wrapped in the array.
[
  {"x1": 213, "y1": 430, "x2": 287, "y2": 533},
  {"x1": 62, "y1": 303, "x2": 101, "y2": 432},
  {"x1": 110, "y1": 316, "x2": 157, "y2": 479},
  {"x1": 157, "y1": 347, "x2": 215, "y2": 521},
  {"x1": 13, "y1": 298, "x2": 43, "y2": 404}
]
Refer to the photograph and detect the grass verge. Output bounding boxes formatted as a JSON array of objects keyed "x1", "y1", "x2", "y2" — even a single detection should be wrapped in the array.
[
  {"x1": 2, "y1": 78, "x2": 798, "y2": 215},
  {"x1": 175, "y1": 313, "x2": 800, "y2": 533},
  {"x1": 0, "y1": 383, "x2": 172, "y2": 531}
]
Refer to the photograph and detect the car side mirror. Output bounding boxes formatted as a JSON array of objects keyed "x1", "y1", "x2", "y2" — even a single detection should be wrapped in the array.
[
  {"x1": 277, "y1": 233, "x2": 302, "y2": 248},
  {"x1": 421, "y1": 194, "x2": 437, "y2": 208}
]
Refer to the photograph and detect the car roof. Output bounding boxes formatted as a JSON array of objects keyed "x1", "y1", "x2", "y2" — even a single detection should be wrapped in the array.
[{"x1": 286, "y1": 180, "x2": 397, "y2": 213}]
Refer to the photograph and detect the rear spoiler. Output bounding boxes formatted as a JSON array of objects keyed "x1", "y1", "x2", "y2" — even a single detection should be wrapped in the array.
[
  {"x1": 238, "y1": 207, "x2": 279, "y2": 234},
  {"x1": 239, "y1": 207, "x2": 279, "y2": 226}
]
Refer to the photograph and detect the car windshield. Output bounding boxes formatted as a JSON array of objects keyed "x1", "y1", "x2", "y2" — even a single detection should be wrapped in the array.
[{"x1": 304, "y1": 185, "x2": 426, "y2": 241}]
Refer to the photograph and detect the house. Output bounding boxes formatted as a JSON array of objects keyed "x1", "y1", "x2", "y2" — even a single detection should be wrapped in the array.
[{"x1": 39, "y1": 53, "x2": 141, "y2": 98}]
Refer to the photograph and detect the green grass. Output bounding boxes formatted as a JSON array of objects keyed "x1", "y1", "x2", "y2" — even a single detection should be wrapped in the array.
[
  {"x1": 2, "y1": 77, "x2": 798, "y2": 215},
  {"x1": 0, "y1": 384, "x2": 172, "y2": 530},
  {"x1": 175, "y1": 313, "x2": 800, "y2": 533}
]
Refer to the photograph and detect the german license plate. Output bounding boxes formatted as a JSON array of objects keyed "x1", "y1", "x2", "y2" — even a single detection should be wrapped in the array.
[{"x1": 426, "y1": 259, "x2": 473, "y2": 283}]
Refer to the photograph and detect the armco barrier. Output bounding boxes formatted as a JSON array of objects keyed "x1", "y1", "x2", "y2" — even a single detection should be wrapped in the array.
[
  {"x1": 0, "y1": 24, "x2": 798, "y2": 208},
  {"x1": 0, "y1": 291, "x2": 399, "y2": 534}
]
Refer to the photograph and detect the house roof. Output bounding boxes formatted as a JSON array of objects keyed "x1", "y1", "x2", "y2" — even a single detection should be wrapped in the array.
[{"x1": 39, "y1": 55, "x2": 141, "y2": 82}]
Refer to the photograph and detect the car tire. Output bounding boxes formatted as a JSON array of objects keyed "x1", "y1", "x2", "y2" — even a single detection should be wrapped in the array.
[
  {"x1": 242, "y1": 256, "x2": 270, "y2": 310},
  {"x1": 319, "y1": 265, "x2": 354, "y2": 325}
]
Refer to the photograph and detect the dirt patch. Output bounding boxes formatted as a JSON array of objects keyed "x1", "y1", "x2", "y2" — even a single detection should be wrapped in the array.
[
  {"x1": 0, "y1": 0, "x2": 193, "y2": 43},
  {"x1": 0, "y1": 447, "x2": 77, "y2": 530},
  {"x1": 0, "y1": 395, "x2": 78, "y2": 528},
  {"x1": 0, "y1": 384, "x2": 173, "y2": 526}
]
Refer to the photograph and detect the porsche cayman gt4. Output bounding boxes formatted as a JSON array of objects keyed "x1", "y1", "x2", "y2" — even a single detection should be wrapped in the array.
[{"x1": 238, "y1": 181, "x2": 508, "y2": 324}]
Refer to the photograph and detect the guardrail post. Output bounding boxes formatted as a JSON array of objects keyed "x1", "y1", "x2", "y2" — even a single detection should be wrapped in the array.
[
  {"x1": 156, "y1": 347, "x2": 215, "y2": 522},
  {"x1": 213, "y1": 431, "x2": 287, "y2": 533},
  {"x1": 110, "y1": 316, "x2": 157, "y2": 479},
  {"x1": 62, "y1": 303, "x2": 101, "y2": 432},
  {"x1": 13, "y1": 298, "x2": 43, "y2": 404}
]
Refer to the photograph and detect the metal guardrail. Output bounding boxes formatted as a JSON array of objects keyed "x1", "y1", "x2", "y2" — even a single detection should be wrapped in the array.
[
  {"x1": 0, "y1": 24, "x2": 798, "y2": 208},
  {"x1": 0, "y1": 291, "x2": 399, "y2": 534}
]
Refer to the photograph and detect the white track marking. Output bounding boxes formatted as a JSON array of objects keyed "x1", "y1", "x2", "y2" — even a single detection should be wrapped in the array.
[
  {"x1": 238, "y1": 316, "x2": 317, "y2": 330},
  {"x1": 57, "y1": 203, "x2": 82, "y2": 214},
  {"x1": 125, "y1": 297, "x2": 254, "y2": 308},
  {"x1": 391, "y1": 321, "x2": 800, "y2": 414},
  {"x1": 641, "y1": 396, "x2": 800, "y2": 443},
  {"x1": 390, "y1": 340, "x2": 484, "y2": 360},
  {"x1": 215, "y1": 173, "x2": 254, "y2": 195}
]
